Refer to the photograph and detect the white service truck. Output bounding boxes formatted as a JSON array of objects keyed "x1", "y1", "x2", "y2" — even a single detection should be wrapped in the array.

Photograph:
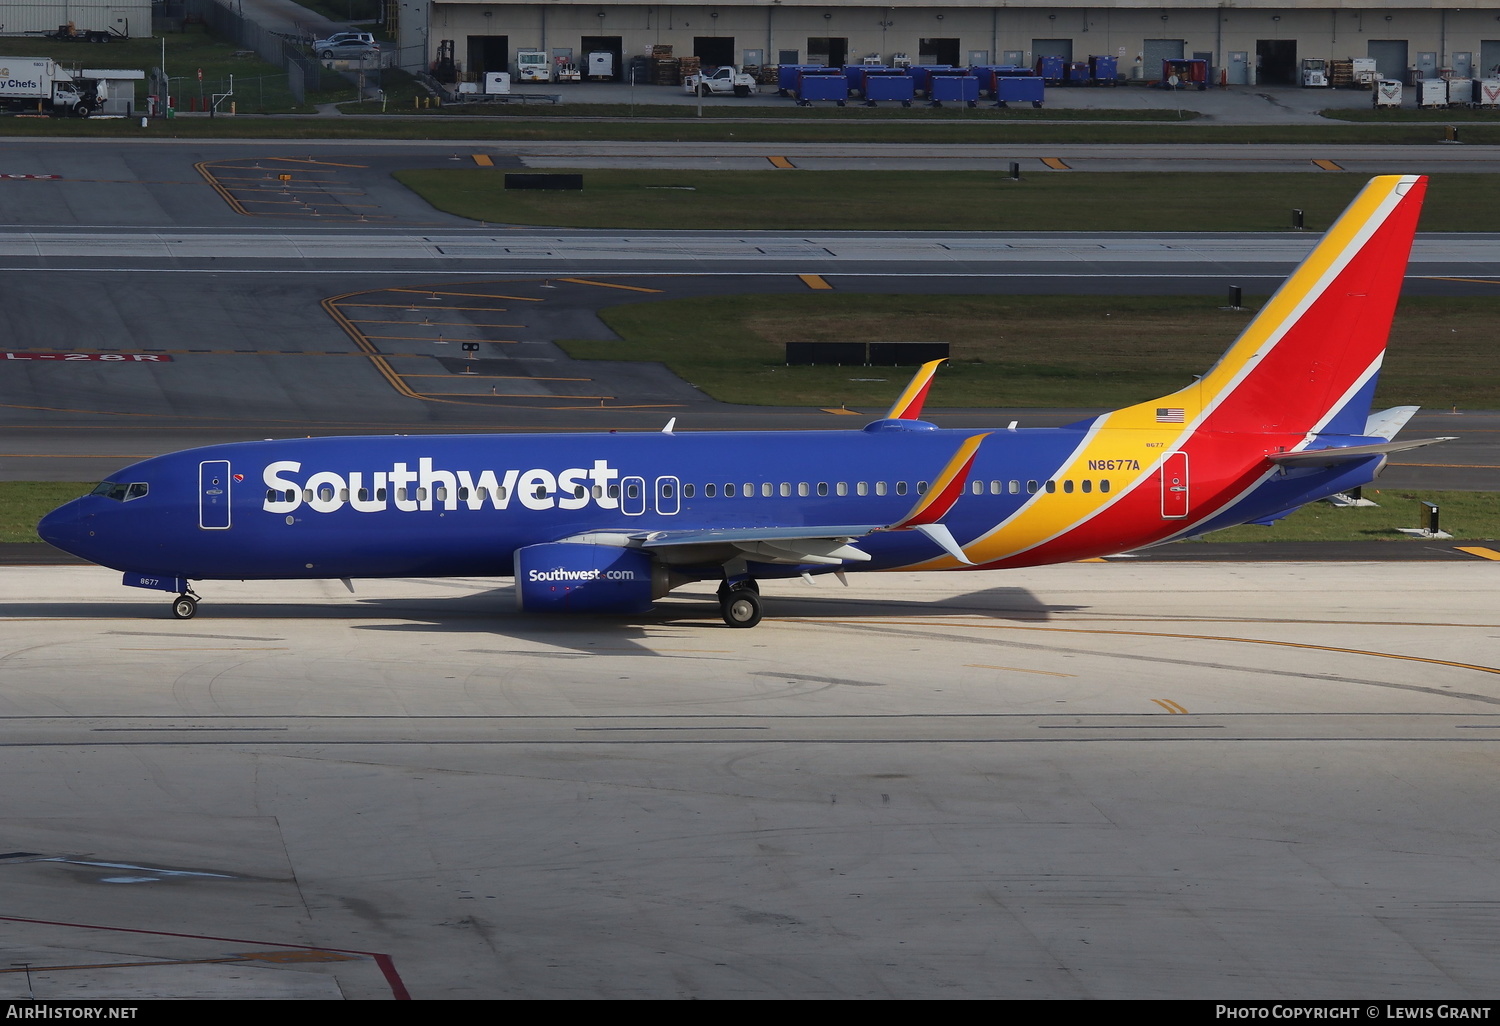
[
  {"x1": 682, "y1": 65, "x2": 756, "y2": 96},
  {"x1": 0, "y1": 57, "x2": 101, "y2": 115},
  {"x1": 515, "y1": 50, "x2": 552, "y2": 83}
]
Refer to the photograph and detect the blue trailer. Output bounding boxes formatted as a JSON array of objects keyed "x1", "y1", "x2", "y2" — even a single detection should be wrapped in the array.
[
  {"x1": 1034, "y1": 55, "x2": 1065, "y2": 83},
  {"x1": 777, "y1": 64, "x2": 827, "y2": 96},
  {"x1": 862, "y1": 68, "x2": 914, "y2": 106},
  {"x1": 1088, "y1": 55, "x2": 1118, "y2": 85},
  {"x1": 842, "y1": 65, "x2": 872, "y2": 96},
  {"x1": 906, "y1": 65, "x2": 954, "y2": 97},
  {"x1": 968, "y1": 65, "x2": 1027, "y2": 96},
  {"x1": 996, "y1": 75, "x2": 1045, "y2": 108},
  {"x1": 928, "y1": 71, "x2": 979, "y2": 107},
  {"x1": 795, "y1": 68, "x2": 849, "y2": 105}
]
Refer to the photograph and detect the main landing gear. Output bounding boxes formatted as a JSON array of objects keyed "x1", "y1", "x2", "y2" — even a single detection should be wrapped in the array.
[
  {"x1": 717, "y1": 579, "x2": 762, "y2": 628},
  {"x1": 171, "y1": 588, "x2": 200, "y2": 619}
]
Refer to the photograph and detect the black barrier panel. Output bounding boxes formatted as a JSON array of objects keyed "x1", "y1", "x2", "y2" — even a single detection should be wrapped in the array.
[
  {"x1": 505, "y1": 174, "x2": 584, "y2": 190},
  {"x1": 785, "y1": 342, "x2": 867, "y2": 366},
  {"x1": 868, "y1": 342, "x2": 950, "y2": 366}
]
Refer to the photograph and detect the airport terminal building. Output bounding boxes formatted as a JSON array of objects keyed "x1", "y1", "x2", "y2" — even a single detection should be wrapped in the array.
[{"x1": 390, "y1": 1, "x2": 1500, "y2": 87}]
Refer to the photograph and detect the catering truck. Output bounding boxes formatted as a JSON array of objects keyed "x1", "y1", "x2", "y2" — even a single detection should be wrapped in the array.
[{"x1": 0, "y1": 57, "x2": 101, "y2": 115}]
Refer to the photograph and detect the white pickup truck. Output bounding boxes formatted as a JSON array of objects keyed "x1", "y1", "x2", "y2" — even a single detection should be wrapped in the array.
[{"x1": 682, "y1": 66, "x2": 756, "y2": 97}]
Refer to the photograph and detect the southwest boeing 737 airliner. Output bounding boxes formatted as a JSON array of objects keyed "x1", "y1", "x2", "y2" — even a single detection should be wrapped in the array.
[{"x1": 39, "y1": 175, "x2": 1451, "y2": 628}]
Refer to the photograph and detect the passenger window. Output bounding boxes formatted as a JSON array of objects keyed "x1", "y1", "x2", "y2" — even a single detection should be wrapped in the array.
[
  {"x1": 990, "y1": 481, "x2": 1001, "y2": 495},
  {"x1": 971, "y1": 482, "x2": 983, "y2": 496},
  {"x1": 875, "y1": 482, "x2": 887, "y2": 496},
  {"x1": 436, "y1": 486, "x2": 448, "y2": 501},
  {"x1": 360, "y1": 488, "x2": 372, "y2": 502},
  {"x1": 896, "y1": 482, "x2": 908, "y2": 496},
  {"x1": 683, "y1": 484, "x2": 694, "y2": 498},
  {"x1": 418, "y1": 488, "x2": 428, "y2": 502},
  {"x1": 723, "y1": 483, "x2": 735, "y2": 497},
  {"x1": 1009, "y1": 480, "x2": 1020, "y2": 494},
  {"x1": 797, "y1": 483, "x2": 809, "y2": 497},
  {"x1": 339, "y1": 488, "x2": 349, "y2": 501},
  {"x1": 661, "y1": 483, "x2": 674, "y2": 498},
  {"x1": 1100, "y1": 479, "x2": 1111, "y2": 493},
  {"x1": 780, "y1": 483, "x2": 791, "y2": 497},
  {"x1": 1063, "y1": 480, "x2": 1074, "y2": 494},
  {"x1": 608, "y1": 485, "x2": 619, "y2": 498},
  {"x1": 761, "y1": 483, "x2": 773, "y2": 497},
  {"x1": 626, "y1": 483, "x2": 640, "y2": 499},
  {"x1": 574, "y1": 486, "x2": 586, "y2": 498},
  {"x1": 457, "y1": 487, "x2": 468, "y2": 501},
  {"x1": 1044, "y1": 481, "x2": 1056, "y2": 494},
  {"x1": 377, "y1": 488, "x2": 387, "y2": 501},
  {"x1": 1081, "y1": 480, "x2": 1092, "y2": 493},
  {"x1": 592, "y1": 485, "x2": 602, "y2": 498},
  {"x1": 817, "y1": 482, "x2": 828, "y2": 497},
  {"x1": 857, "y1": 482, "x2": 869, "y2": 496},
  {"x1": 917, "y1": 481, "x2": 928, "y2": 494},
  {"x1": 304, "y1": 488, "x2": 314, "y2": 502}
]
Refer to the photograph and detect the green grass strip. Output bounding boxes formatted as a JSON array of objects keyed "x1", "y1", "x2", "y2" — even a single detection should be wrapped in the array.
[
  {"x1": 560, "y1": 293, "x2": 1500, "y2": 411},
  {"x1": 396, "y1": 169, "x2": 1496, "y2": 232}
]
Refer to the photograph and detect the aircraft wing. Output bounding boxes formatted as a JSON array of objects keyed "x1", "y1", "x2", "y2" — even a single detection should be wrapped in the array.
[
  {"x1": 636, "y1": 525, "x2": 883, "y2": 566},
  {"x1": 1267, "y1": 436, "x2": 1456, "y2": 468}
]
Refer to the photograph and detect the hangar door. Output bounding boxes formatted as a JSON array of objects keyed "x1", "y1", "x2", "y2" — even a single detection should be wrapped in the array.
[
  {"x1": 1481, "y1": 40, "x2": 1500, "y2": 78},
  {"x1": 1256, "y1": 39, "x2": 1297, "y2": 85},
  {"x1": 1142, "y1": 39, "x2": 1184, "y2": 82},
  {"x1": 807, "y1": 37, "x2": 847, "y2": 67},
  {"x1": 918, "y1": 38, "x2": 959, "y2": 65},
  {"x1": 1031, "y1": 38, "x2": 1072, "y2": 62},
  {"x1": 467, "y1": 35, "x2": 508, "y2": 77},
  {"x1": 1367, "y1": 39, "x2": 1409, "y2": 82}
]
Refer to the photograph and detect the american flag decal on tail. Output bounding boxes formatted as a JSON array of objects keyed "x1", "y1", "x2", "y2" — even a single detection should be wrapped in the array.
[{"x1": 1155, "y1": 408, "x2": 1185, "y2": 423}]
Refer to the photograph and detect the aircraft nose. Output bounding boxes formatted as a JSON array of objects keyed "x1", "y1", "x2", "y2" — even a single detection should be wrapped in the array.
[{"x1": 37, "y1": 501, "x2": 85, "y2": 554}]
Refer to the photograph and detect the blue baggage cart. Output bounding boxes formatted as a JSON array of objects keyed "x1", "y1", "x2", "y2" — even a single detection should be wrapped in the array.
[
  {"x1": 907, "y1": 65, "x2": 954, "y2": 97},
  {"x1": 996, "y1": 75, "x2": 1045, "y2": 108},
  {"x1": 777, "y1": 64, "x2": 826, "y2": 95},
  {"x1": 1034, "y1": 55, "x2": 1065, "y2": 83},
  {"x1": 928, "y1": 72, "x2": 979, "y2": 107},
  {"x1": 796, "y1": 69, "x2": 849, "y2": 105},
  {"x1": 1088, "y1": 55, "x2": 1118, "y2": 85},
  {"x1": 862, "y1": 69, "x2": 914, "y2": 106}
]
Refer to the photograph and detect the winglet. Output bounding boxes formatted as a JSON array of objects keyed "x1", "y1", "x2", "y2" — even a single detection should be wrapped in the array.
[
  {"x1": 884, "y1": 359, "x2": 947, "y2": 421},
  {"x1": 890, "y1": 432, "x2": 989, "y2": 530}
]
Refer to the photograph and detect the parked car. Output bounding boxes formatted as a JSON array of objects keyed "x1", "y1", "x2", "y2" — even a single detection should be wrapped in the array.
[
  {"x1": 316, "y1": 38, "x2": 380, "y2": 61},
  {"x1": 312, "y1": 31, "x2": 375, "y2": 51}
]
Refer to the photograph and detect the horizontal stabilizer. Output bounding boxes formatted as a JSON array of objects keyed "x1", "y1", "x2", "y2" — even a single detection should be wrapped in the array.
[
  {"x1": 1364, "y1": 406, "x2": 1420, "y2": 441},
  {"x1": 1267, "y1": 436, "x2": 1455, "y2": 468},
  {"x1": 912, "y1": 523, "x2": 973, "y2": 565}
]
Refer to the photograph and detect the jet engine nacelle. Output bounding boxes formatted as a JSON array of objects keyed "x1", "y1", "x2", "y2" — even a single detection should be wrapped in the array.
[{"x1": 514, "y1": 542, "x2": 663, "y2": 614}]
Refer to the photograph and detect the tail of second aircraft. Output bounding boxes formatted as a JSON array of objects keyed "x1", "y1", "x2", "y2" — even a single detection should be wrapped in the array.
[{"x1": 1140, "y1": 173, "x2": 1427, "y2": 439}]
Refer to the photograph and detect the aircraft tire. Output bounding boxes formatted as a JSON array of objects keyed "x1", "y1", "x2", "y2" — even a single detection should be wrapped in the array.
[
  {"x1": 716, "y1": 578, "x2": 759, "y2": 600},
  {"x1": 721, "y1": 588, "x2": 762, "y2": 629},
  {"x1": 171, "y1": 594, "x2": 198, "y2": 619}
]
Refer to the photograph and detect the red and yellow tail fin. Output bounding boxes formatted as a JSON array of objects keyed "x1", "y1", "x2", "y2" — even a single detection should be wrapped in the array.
[
  {"x1": 1147, "y1": 174, "x2": 1427, "y2": 437},
  {"x1": 884, "y1": 359, "x2": 947, "y2": 421}
]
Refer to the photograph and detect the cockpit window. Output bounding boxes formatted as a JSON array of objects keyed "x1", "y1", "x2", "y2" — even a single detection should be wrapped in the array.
[{"x1": 91, "y1": 481, "x2": 149, "y2": 502}]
